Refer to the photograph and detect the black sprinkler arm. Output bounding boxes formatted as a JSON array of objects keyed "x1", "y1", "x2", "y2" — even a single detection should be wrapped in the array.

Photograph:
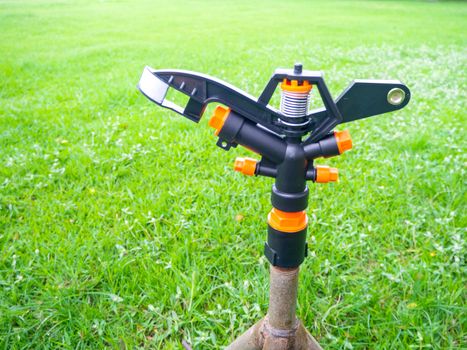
[
  {"x1": 305, "y1": 79, "x2": 411, "y2": 143},
  {"x1": 138, "y1": 66, "x2": 410, "y2": 144}
]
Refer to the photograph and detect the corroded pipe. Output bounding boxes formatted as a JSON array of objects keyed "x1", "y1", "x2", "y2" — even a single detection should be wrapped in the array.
[
  {"x1": 268, "y1": 266, "x2": 300, "y2": 330},
  {"x1": 226, "y1": 266, "x2": 322, "y2": 350}
]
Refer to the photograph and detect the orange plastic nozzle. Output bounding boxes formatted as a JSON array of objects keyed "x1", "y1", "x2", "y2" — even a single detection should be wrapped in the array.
[
  {"x1": 234, "y1": 157, "x2": 257, "y2": 176},
  {"x1": 209, "y1": 105, "x2": 231, "y2": 135},
  {"x1": 334, "y1": 130, "x2": 352, "y2": 154},
  {"x1": 280, "y1": 78, "x2": 312, "y2": 93},
  {"x1": 315, "y1": 165, "x2": 338, "y2": 183}
]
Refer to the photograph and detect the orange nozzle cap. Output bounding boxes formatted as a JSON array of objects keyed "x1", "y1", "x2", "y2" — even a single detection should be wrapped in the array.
[
  {"x1": 334, "y1": 130, "x2": 352, "y2": 154},
  {"x1": 268, "y1": 208, "x2": 308, "y2": 233},
  {"x1": 234, "y1": 157, "x2": 257, "y2": 176},
  {"x1": 280, "y1": 79, "x2": 312, "y2": 93},
  {"x1": 315, "y1": 165, "x2": 338, "y2": 183},
  {"x1": 209, "y1": 105, "x2": 231, "y2": 135}
]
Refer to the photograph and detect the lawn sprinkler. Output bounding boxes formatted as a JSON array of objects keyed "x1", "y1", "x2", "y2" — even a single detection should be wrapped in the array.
[{"x1": 138, "y1": 63, "x2": 410, "y2": 349}]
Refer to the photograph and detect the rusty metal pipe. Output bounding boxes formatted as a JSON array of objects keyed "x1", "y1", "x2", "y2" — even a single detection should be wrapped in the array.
[
  {"x1": 226, "y1": 266, "x2": 322, "y2": 350},
  {"x1": 267, "y1": 266, "x2": 300, "y2": 330},
  {"x1": 225, "y1": 320, "x2": 262, "y2": 350}
]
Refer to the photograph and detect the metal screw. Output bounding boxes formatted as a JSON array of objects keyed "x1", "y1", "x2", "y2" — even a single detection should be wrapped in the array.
[
  {"x1": 387, "y1": 88, "x2": 405, "y2": 106},
  {"x1": 294, "y1": 63, "x2": 303, "y2": 74}
]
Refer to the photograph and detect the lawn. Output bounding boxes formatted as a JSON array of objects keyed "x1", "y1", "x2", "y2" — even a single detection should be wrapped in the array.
[{"x1": 0, "y1": 0, "x2": 465, "y2": 349}]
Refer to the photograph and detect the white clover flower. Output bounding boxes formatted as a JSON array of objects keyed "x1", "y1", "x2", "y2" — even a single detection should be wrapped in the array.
[{"x1": 110, "y1": 294, "x2": 123, "y2": 303}]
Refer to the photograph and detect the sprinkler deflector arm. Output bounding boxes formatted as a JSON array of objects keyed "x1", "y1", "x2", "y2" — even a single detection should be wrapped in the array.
[{"x1": 138, "y1": 66, "x2": 410, "y2": 143}]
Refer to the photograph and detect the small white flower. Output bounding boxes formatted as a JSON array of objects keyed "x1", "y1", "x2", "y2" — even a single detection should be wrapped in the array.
[
  {"x1": 110, "y1": 294, "x2": 123, "y2": 303},
  {"x1": 382, "y1": 272, "x2": 401, "y2": 283},
  {"x1": 121, "y1": 207, "x2": 133, "y2": 215},
  {"x1": 243, "y1": 280, "x2": 249, "y2": 290},
  {"x1": 344, "y1": 339, "x2": 353, "y2": 349}
]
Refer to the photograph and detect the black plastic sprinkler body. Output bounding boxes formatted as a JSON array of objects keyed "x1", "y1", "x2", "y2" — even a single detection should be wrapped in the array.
[{"x1": 137, "y1": 63, "x2": 410, "y2": 349}]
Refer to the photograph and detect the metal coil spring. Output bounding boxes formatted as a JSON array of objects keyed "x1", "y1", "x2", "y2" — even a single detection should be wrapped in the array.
[{"x1": 280, "y1": 90, "x2": 311, "y2": 119}]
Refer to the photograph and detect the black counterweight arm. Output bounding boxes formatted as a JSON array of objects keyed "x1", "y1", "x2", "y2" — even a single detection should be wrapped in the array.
[{"x1": 304, "y1": 80, "x2": 411, "y2": 143}]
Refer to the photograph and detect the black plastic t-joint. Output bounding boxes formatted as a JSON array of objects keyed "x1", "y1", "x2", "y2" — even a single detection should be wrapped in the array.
[
  {"x1": 271, "y1": 141, "x2": 309, "y2": 212},
  {"x1": 217, "y1": 110, "x2": 286, "y2": 164}
]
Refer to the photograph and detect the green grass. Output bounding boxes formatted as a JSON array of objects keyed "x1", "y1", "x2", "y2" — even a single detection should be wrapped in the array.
[{"x1": 0, "y1": 0, "x2": 466, "y2": 348}]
